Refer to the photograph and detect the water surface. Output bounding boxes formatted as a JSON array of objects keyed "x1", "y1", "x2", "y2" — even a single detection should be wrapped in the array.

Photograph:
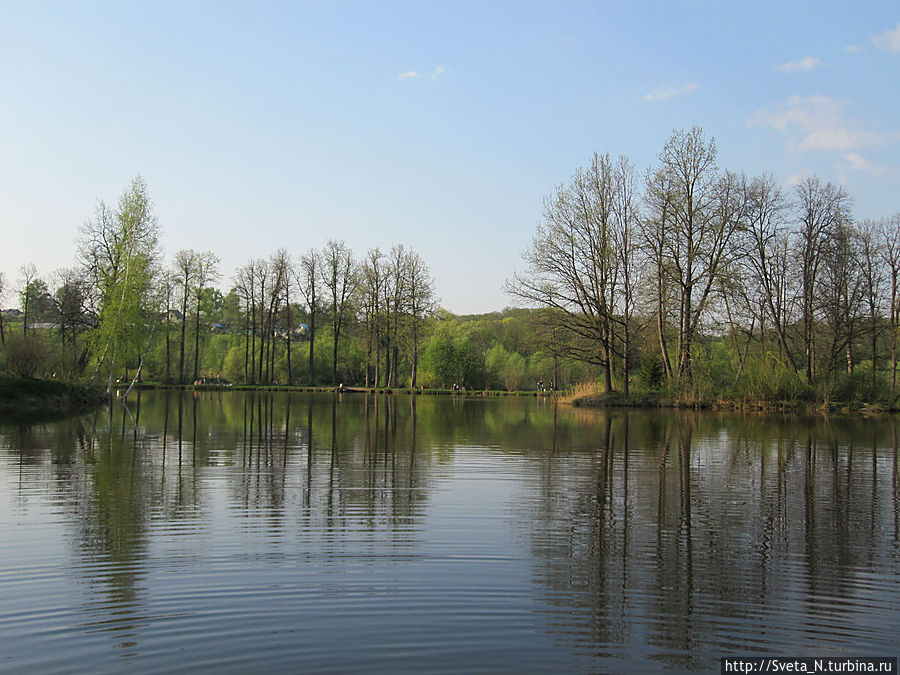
[{"x1": 1, "y1": 392, "x2": 898, "y2": 672}]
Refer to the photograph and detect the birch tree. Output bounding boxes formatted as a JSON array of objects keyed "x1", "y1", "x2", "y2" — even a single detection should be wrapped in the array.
[{"x1": 79, "y1": 176, "x2": 161, "y2": 391}]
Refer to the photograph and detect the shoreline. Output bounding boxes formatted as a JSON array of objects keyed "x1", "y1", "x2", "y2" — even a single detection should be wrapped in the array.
[
  {"x1": 115, "y1": 382, "x2": 561, "y2": 398},
  {"x1": 569, "y1": 392, "x2": 894, "y2": 416}
]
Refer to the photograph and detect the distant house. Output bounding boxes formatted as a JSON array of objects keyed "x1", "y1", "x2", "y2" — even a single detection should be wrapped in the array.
[
  {"x1": 165, "y1": 309, "x2": 184, "y2": 323},
  {"x1": 210, "y1": 323, "x2": 226, "y2": 334}
]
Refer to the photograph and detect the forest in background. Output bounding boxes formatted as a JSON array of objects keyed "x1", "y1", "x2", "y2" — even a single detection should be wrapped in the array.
[{"x1": 2, "y1": 126, "x2": 900, "y2": 407}]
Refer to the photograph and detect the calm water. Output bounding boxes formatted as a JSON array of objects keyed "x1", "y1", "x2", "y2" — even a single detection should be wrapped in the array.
[{"x1": 1, "y1": 392, "x2": 898, "y2": 673}]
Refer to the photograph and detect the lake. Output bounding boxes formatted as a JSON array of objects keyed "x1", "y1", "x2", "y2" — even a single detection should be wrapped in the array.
[{"x1": 1, "y1": 391, "x2": 897, "y2": 673}]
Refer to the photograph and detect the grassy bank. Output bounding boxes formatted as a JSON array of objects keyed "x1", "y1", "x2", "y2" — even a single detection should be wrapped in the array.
[{"x1": 0, "y1": 377, "x2": 107, "y2": 419}]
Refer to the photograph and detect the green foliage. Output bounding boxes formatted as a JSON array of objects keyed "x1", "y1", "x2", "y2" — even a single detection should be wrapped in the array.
[
  {"x1": 638, "y1": 356, "x2": 666, "y2": 390},
  {"x1": 81, "y1": 177, "x2": 161, "y2": 384},
  {"x1": 820, "y1": 365, "x2": 890, "y2": 406},
  {"x1": 2, "y1": 332, "x2": 49, "y2": 379},
  {"x1": 222, "y1": 345, "x2": 245, "y2": 382}
]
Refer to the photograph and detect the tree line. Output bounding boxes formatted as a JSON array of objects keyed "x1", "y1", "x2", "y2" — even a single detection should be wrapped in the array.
[
  {"x1": 507, "y1": 126, "x2": 900, "y2": 404},
  {"x1": 4, "y1": 127, "x2": 900, "y2": 404},
  {"x1": 0, "y1": 177, "x2": 444, "y2": 390}
]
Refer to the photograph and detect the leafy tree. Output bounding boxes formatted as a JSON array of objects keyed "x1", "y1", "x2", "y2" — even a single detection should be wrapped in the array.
[{"x1": 79, "y1": 176, "x2": 161, "y2": 391}]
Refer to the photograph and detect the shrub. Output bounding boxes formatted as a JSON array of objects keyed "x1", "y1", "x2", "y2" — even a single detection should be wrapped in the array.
[{"x1": 2, "y1": 332, "x2": 49, "y2": 379}]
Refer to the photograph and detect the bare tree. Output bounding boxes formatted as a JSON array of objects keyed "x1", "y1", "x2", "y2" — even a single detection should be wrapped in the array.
[
  {"x1": 233, "y1": 261, "x2": 256, "y2": 383},
  {"x1": 385, "y1": 244, "x2": 409, "y2": 386},
  {"x1": 17, "y1": 263, "x2": 40, "y2": 335},
  {"x1": 612, "y1": 155, "x2": 640, "y2": 394},
  {"x1": 641, "y1": 166, "x2": 676, "y2": 380},
  {"x1": 506, "y1": 153, "x2": 620, "y2": 391},
  {"x1": 819, "y1": 220, "x2": 864, "y2": 374},
  {"x1": 740, "y1": 173, "x2": 796, "y2": 371},
  {"x1": 857, "y1": 219, "x2": 885, "y2": 389},
  {"x1": 192, "y1": 252, "x2": 220, "y2": 382},
  {"x1": 173, "y1": 249, "x2": 198, "y2": 383},
  {"x1": 405, "y1": 248, "x2": 436, "y2": 388},
  {"x1": 52, "y1": 267, "x2": 92, "y2": 374},
  {"x1": 653, "y1": 127, "x2": 743, "y2": 386},
  {"x1": 298, "y1": 250, "x2": 320, "y2": 385},
  {"x1": 0, "y1": 271, "x2": 6, "y2": 345},
  {"x1": 880, "y1": 214, "x2": 900, "y2": 394},
  {"x1": 270, "y1": 249, "x2": 294, "y2": 385},
  {"x1": 321, "y1": 240, "x2": 357, "y2": 386},
  {"x1": 360, "y1": 248, "x2": 386, "y2": 387},
  {"x1": 794, "y1": 176, "x2": 852, "y2": 384},
  {"x1": 253, "y1": 258, "x2": 271, "y2": 383}
]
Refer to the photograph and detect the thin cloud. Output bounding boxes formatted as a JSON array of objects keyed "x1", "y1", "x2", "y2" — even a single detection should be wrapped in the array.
[
  {"x1": 748, "y1": 95, "x2": 900, "y2": 152},
  {"x1": 873, "y1": 22, "x2": 900, "y2": 53},
  {"x1": 643, "y1": 82, "x2": 697, "y2": 103},
  {"x1": 844, "y1": 45, "x2": 863, "y2": 54},
  {"x1": 430, "y1": 66, "x2": 445, "y2": 81},
  {"x1": 777, "y1": 56, "x2": 822, "y2": 73},
  {"x1": 397, "y1": 70, "x2": 420, "y2": 80},
  {"x1": 845, "y1": 153, "x2": 888, "y2": 176}
]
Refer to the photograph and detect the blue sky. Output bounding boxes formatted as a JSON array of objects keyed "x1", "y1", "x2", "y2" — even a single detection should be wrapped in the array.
[{"x1": 1, "y1": 1, "x2": 898, "y2": 313}]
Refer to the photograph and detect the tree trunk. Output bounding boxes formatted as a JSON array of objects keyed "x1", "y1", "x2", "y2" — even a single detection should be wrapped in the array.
[
  {"x1": 193, "y1": 298, "x2": 201, "y2": 382},
  {"x1": 179, "y1": 292, "x2": 188, "y2": 384},
  {"x1": 308, "y1": 307, "x2": 315, "y2": 385}
]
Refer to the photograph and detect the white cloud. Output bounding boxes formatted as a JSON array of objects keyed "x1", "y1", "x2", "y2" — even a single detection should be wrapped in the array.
[
  {"x1": 430, "y1": 66, "x2": 445, "y2": 81},
  {"x1": 776, "y1": 56, "x2": 822, "y2": 72},
  {"x1": 749, "y1": 95, "x2": 900, "y2": 152},
  {"x1": 844, "y1": 44, "x2": 862, "y2": 54},
  {"x1": 844, "y1": 153, "x2": 888, "y2": 175},
  {"x1": 873, "y1": 22, "x2": 900, "y2": 53},
  {"x1": 397, "y1": 70, "x2": 420, "y2": 80},
  {"x1": 643, "y1": 82, "x2": 698, "y2": 103}
]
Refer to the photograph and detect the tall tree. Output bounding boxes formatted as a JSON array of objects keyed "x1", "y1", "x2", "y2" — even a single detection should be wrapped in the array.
[
  {"x1": 794, "y1": 176, "x2": 852, "y2": 384},
  {"x1": 739, "y1": 173, "x2": 796, "y2": 371},
  {"x1": 405, "y1": 248, "x2": 436, "y2": 388},
  {"x1": 298, "y1": 250, "x2": 320, "y2": 385},
  {"x1": 159, "y1": 270, "x2": 176, "y2": 382},
  {"x1": 192, "y1": 252, "x2": 220, "y2": 382},
  {"x1": 641, "y1": 166, "x2": 676, "y2": 380},
  {"x1": 321, "y1": 240, "x2": 357, "y2": 386},
  {"x1": 857, "y1": 219, "x2": 885, "y2": 389},
  {"x1": 0, "y1": 271, "x2": 6, "y2": 345},
  {"x1": 270, "y1": 249, "x2": 295, "y2": 385},
  {"x1": 17, "y1": 263, "x2": 41, "y2": 335},
  {"x1": 880, "y1": 214, "x2": 900, "y2": 394},
  {"x1": 611, "y1": 155, "x2": 640, "y2": 395},
  {"x1": 173, "y1": 249, "x2": 198, "y2": 383},
  {"x1": 52, "y1": 267, "x2": 91, "y2": 374},
  {"x1": 79, "y1": 176, "x2": 161, "y2": 391},
  {"x1": 360, "y1": 248, "x2": 386, "y2": 387},
  {"x1": 233, "y1": 262, "x2": 256, "y2": 383},
  {"x1": 654, "y1": 127, "x2": 742, "y2": 385},
  {"x1": 819, "y1": 219, "x2": 863, "y2": 374},
  {"x1": 506, "y1": 153, "x2": 621, "y2": 390}
]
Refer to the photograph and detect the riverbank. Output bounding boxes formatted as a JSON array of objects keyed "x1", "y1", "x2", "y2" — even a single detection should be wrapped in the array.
[
  {"x1": 569, "y1": 391, "x2": 894, "y2": 415},
  {"x1": 117, "y1": 382, "x2": 559, "y2": 397},
  {"x1": 0, "y1": 377, "x2": 108, "y2": 419}
]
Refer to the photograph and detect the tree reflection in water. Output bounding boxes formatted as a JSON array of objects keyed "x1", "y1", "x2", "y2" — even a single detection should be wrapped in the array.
[
  {"x1": 526, "y1": 409, "x2": 900, "y2": 667},
  {"x1": 1, "y1": 395, "x2": 898, "y2": 670}
]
